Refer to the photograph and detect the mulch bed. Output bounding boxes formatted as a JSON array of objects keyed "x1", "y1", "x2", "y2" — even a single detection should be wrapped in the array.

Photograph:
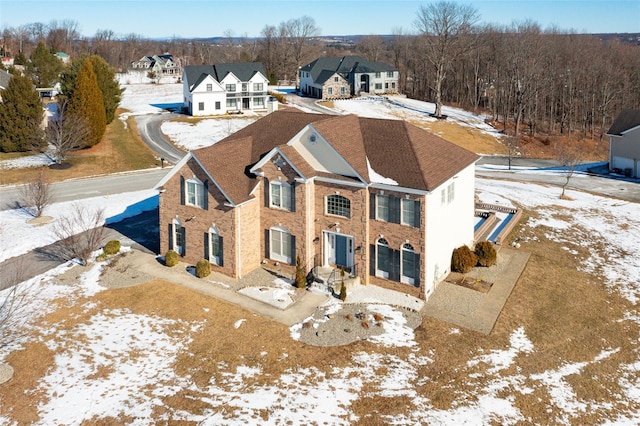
[{"x1": 445, "y1": 272, "x2": 493, "y2": 293}]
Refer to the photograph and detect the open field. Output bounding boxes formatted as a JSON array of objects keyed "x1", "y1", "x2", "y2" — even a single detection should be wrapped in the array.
[{"x1": 1, "y1": 179, "x2": 638, "y2": 424}]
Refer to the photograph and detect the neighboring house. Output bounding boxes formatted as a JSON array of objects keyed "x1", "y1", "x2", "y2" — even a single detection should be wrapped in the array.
[
  {"x1": 0, "y1": 69, "x2": 12, "y2": 102},
  {"x1": 607, "y1": 109, "x2": 640, "y2": 178},
  {"x1": 2, "y1": 56, "x2": 13, "y2": 67},
  {"x1": 130, "y1": 54, "x2": 180, "y2": 76},
  {"x1": 299, "y1": 55, "x2": 399, "y2": 99},
  {"x1": 182, "y1": 62, "x2": 269, "y2": 116},
  {"x1": 55, "y1": 52, "x2": 70, "y2": 64},
  {"x1": 155, "y1": 110, "x2": 478, "y2": 300}
]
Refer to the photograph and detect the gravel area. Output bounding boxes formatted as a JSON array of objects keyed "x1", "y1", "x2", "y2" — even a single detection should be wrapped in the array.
[
  {"x1": 424, "y1": 282, "x2": 484, "y2": 317},
  {"x1": 295, "y1": 302, "x2": 423, "y2": 347}
]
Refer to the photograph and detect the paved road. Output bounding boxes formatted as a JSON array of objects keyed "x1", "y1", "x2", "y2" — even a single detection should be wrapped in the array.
[
  {"x1": 0, "y1": 168, "x2": 168, "y2": 211},
  {"x1": 135, "y1": 113, "x2": 186, "y2": 164},
  {"x1": 283, "y1": 92, "x2": 340, "y2": 115}
]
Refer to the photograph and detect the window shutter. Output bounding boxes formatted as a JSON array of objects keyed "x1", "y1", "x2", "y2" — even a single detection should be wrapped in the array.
[
  {"x1": 180, "y1": 176, "x2": 185, "y2": 205},
  {"x1": 391, "y1": 197, "x2": 401, "y2": 224},
  {"x1": 180, "y1": 227, "x2": 186, "y2": 257},
  {"x1": 414, "y1": 253, "x2": 421, "y2": 287},
  {"x1": 219, "y1": 236, "x2": 224, "y2": 267},
  {"x1": 290, "y1": 235, "x2": 296, "y2": 265},
  {"x1": 168, "y1": 223, "x2": 174, "y2": 251},
  {"x1": 369, "y1": 244, "x2": 376, "y2": 276},
  {"x1": 391, "y1": 249, "x2": 401, "y2": 282},
  {"x1": 414, "y1": 200, "x2": 421, "y2": 228},
  {"x1": 290, "y1": 182, "x2": 296, "y2": 212},
  {"x1": 265, "y1": 229, "x2": 270, "y2": 259},
  {"x1": 204, "y1": 232, "x2": 209, "y2": 261},
  {"x1": 370, "y1": 193, "x2": 376, "y2": 220},
  {"x1": 203, "y1": 180, "x2": 209, "y2": 210},
  {"x1": 264, "y1": 178, "x2": 270, "y2": 207}
]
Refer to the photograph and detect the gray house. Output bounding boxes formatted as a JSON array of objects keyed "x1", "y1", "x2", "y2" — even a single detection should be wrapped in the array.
[
  {"x1": 299, "y1": 55, "x2": 399, "y2": 100},
  {"x1": 607, "y1": 109, "x2": 640, "y2": 178}
]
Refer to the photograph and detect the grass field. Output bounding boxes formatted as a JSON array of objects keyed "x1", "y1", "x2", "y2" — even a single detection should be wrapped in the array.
[{"x1": 0, "y1": 111, "x2": 158, "y2": 186}]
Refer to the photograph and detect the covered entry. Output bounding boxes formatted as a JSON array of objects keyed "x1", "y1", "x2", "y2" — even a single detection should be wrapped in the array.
[{"x1": 323, "y1": 231, "x2": 354, "y2": 272}]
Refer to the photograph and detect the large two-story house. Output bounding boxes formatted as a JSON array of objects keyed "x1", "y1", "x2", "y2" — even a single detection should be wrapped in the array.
[
  {"x1": 182, "y1": 62, "x2": 269, "y2": 117},
  {"x1": 155, "y1": 110, "x2": 478, "y2": 300},
  {"x1": 607, "y1": 109, "x2": 640, "y2": 178},
  {"x1": 299, "y1": 55, "x2": 399, "y2": 99},
  {"x1": 131, "y1": 54, "x2": 180, "y2": 76}
]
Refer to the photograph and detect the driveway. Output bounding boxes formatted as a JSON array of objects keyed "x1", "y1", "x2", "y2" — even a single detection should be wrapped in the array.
[{"x1": 135, "y1": 113, "x2": 186, "y2": 164}]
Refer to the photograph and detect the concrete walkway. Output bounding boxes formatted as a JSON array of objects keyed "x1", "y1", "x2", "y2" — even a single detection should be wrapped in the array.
[
  {"x1": 127, "y1": 251, "x2": 329, "y2": 327},
  {"x1": 422, "y1": 247, "x2": 530, "y2": 334}
]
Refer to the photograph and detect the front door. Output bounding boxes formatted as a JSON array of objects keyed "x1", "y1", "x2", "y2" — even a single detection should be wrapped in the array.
[
  {"x1": 242, "y1": 97, "x2": 250, "y2": 109},
  {"x1": 325, "y1": 231, "x2": 354, "y2": 272}
]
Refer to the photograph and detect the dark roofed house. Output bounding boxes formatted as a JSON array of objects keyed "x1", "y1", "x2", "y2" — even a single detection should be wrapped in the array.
[
  {"x1": 299, "y1": 55, "x2": 399, "y2": 99},
  {"x1": 182, "y1": 62, "x2": 270, "y2": 116},
  {"x1": 155, "y1": 110, "x2": 478, "y2": 301},
  {"x1": 131, "y1": 54, "x2": 180, "y2": 76},
  {"x1": 606, "y1": 109, "x2": 640, "y2": 178}
]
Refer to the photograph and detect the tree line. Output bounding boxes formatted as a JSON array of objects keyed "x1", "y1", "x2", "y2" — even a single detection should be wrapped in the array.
[{"x1": 2, "y1": 4, "x2": 639, "y2": 143}]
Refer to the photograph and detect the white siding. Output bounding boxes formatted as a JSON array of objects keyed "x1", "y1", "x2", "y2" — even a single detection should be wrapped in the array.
[{"x1": 423, "y1": 164, "x2": 476, "y2": 297}]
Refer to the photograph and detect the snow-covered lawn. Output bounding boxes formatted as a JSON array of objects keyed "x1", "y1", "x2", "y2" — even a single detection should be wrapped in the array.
[{"x1": 1, "y1": 179, "x2": 639, "y2": 424}]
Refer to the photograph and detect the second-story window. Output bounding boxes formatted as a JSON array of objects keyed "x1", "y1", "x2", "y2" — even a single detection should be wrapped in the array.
[
  {"x1": 206, "y1": 83, "x2": 212, "y2": 91},
  {"x1": 253, "y1": 83, "x2": 263, "y2": 91},
  {"x1": 387, "y1": 71, "x2": 394, "y2": 77},
  {"x1": 375, "y1": 72, "x2": 381, "y2": 78},
  {"x1": 326, "y1": 194, "x2": 350, "y2": 218},
  {"x1": 186, "y1": 178, "x2": 205, "y2": 208},
  {"x1": 270, "y1": 180, "x2": 293, "y2": 211},
  {"x1": 225, "y1": 83, "x2": 236, "y2": 92}
]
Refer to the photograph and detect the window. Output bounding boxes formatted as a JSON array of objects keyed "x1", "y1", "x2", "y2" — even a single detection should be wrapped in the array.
[
  {"x1": 226, "y1": 99, "x2": 237, "y2": 108},
  {"x1": 198, "y1": 102, "x2": 204, "y2": 111},
  {"x1": 376, "y1": 238, "x2": 391, "y2": 278},
  {"x1": 441, "y1": 189, "x2": 446, "y2": 205},
  {"x1": 270, "y1": 227, "x2": 293, "y2": 264},
  {"x1": 253, "y1": 82, "x2": 263, "y2": 91},
  {"x1": 387, "y1": 71, "x2": 394, "y2": 77},
  {"x1": 206, "y1": 83, "x2": 212, "y2": 91},
  {"x1": 392, "y1": 82, "x2": 396, "y2": 89},
  {"x1": 401, "y1": 243, "x2": 417, "y2": 285},
  {"x1": 334, "y1": 76, "x2": 339, "y2": 82},
  {"x1": 385, "y1": 82, "x2": 389, "y2": 89},
  {"x1": 402, "y1": 199, "x2": 419, "y2": 227},
  {"x1": 208, "y1": 226, "x2": 223, "y2": 265},
  {"x1": 327, "y1": 87, "x2": 333, "y2": 95},
  {"x1": 326, "y1": 194, "x2": 350, "y2": 218},
  {"x1": 254, "y1": 97, "x2": 264, "y2": 107},
  {"x1": 186, "y1": 179, "x2": 205, "y2": 208},
  {"x1": 225, "y1": 84, "x2": 236, "y2": 92},
  {"x1": 242, "y1": 83, "x2": 248, "y2": 91},
  {"x1": 340, "y1": 86, "x2": 346, "y2": 95},
  {"x1": 447, "y1": 182, "x2": 455, "y2": 204},
  {"x1": 375, "y1": 72, "x2": 381, "y2": 78},
  {"x1": 375, "y1": 83, "x2": 382, "y2": 90},
  {"x1": 376, "y1": 195, "x2": 390, "y2": 222},
  {"x1": 270, "y1": 180, "x2": 292, "y2": 211},
  {"x1": 215, "y1": 101, "x2": 221, "y2": 110}
]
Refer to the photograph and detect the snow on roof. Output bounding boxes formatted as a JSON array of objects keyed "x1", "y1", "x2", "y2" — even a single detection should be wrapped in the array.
[{"x1": 366, "y1": 156, "x2": 398, "y2": 185}]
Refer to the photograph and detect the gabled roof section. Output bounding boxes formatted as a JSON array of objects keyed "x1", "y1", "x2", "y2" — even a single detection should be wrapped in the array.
[
  {"x1": 301, "y1": 55, "x2": 398, "y2": 85},
  {"x1": 607, "y1": 109, "x2": 640, "y2": 135},
  {"x1": 184, "y1": 65, "x2": 215, "y2": 88},
  {"x1": 212, "y1": 62, "x2": 266, "y2": 82},
  {"x1": 360, "y1": 117, "x2": 478, "y2": 190}
]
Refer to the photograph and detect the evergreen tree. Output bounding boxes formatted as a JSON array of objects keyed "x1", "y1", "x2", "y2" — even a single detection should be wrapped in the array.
[
  {"x1": 0, "y1": 72, "x2": 45, "y2": 152},
  {"x1": 67, "y1": 59, "x2": 106, "y2": 148},
  {"x1": 26, "y1": 42, "x2": 64, "y2": 88},
  {"x1": 60, "y1": 55, "x2": 122, "y2": 124}
]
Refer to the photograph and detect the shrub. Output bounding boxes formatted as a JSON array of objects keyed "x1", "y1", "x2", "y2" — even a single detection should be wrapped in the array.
[
  {"x1": 475, "y1": 241, "x2": 497, "y2": 267},
  {"x1": 339, "y1": 283, "x2": 347, "y2": 301},
  {"x1": 165, "y1": 250, "x2": 179, "y2": 267},
  {"x1": 451, "y1": 245, "x2": 477, "y2": 273},
  {"x1": 103, "y1": 240, "x2": 121, "y2": 255},
  {"x1": 195, "y1": 259, "x2": 211, "y2": 278}
]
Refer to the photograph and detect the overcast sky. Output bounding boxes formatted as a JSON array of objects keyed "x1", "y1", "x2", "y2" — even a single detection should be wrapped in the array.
[{"x1": 2, "y1": 0, "x2": 639, "y2": 39}]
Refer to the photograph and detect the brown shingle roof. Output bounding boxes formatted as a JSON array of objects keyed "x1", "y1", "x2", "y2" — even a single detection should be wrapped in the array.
[
  {"x1": 607, "y1": 109, "x2": 640, "y2": 135},
  {"x1": 191, "y1": 110, "x2": 478, "y2": 205}
]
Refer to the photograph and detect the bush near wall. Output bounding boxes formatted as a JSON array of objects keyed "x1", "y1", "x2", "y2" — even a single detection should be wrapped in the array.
[
  {"x1": 451, "y1": 245, "x2": 477, "y2": 273},
  {"x1": 165, "y1": 250, "x2": 179, "y2": 267},
  {"x1": 195, "y1": 259, "x2": 211, "y2": 278},
  {"x1": 475, "y1": 241, "x2": 497, "y2": 267}
]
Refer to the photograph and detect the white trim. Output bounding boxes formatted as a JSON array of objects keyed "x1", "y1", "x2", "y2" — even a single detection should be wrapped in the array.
[
  {"x1": 369, "y1": 183, "x2": 429, "y2": 196},
  {"x1": 307, "y1": 123, "x2": 368, "y2": 184},
  {"x1": 191, "y1": 154, "x2": 235, "y2": 206},
  {"x1": 269, "y1": 226, "x2": 292, "y2": 264},
  {"x1": 154, "y1": 152, "x2": 192, "y2": 189},
  {"x1": 313, "y1": 176, "x2": 367, "y2": 188},
  {"x1": 323, "y1": 230, "x2": 354, "y2": 269},
  {"x1": 620, "y1": 124, "x2": 640, "y2": 135}
]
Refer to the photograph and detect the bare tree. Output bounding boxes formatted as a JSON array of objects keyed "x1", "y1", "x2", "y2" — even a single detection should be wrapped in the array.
[
  {"x1": 555, "y1": 141, "x2": 582, "y2": 199},
  {"x1": 0, "y1": 258, "x2": 34, "y2": 353},
  {"x1": 357, "y1": 35, "x2": 386, "y2": 62},
  {"x1": 47, "y1": 100, "x2": 91, "y2": 164},
  {"x1": 415, "y1": 1, "x2": 479, "y2": 118},
  {"x1": 53, "y1": 204, "x2": 106, "y2": 265},
  {"x1": 19, "y1": 168, "x2": 54, "y2": 218}
]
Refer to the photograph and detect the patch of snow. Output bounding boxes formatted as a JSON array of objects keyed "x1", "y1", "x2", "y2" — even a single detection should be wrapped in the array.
[
  {"x1": 366, "y1": 156, "x2": 398, "y2": 185},
  {"x1": 233, "y1": 319, "x2": 246, "y2": 329}
]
